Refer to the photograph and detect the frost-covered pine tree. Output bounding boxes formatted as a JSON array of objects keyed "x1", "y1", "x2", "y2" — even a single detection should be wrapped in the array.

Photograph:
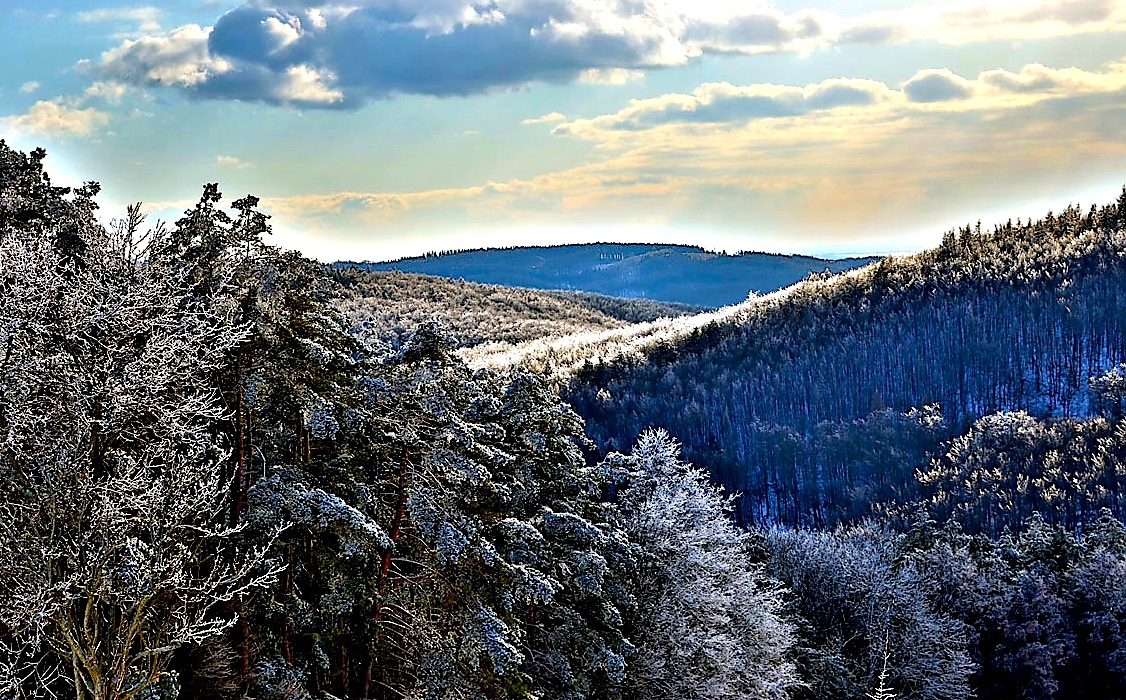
[
  {"x1": 605, "y1": 429, "x2": 798, "y2": 700},
  {"x1": 0, "y1": 143, "x2": 272, "y2": 700}
]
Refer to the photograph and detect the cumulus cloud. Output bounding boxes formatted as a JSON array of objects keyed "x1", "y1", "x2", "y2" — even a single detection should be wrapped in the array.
[
  {"x1": 978, "y1": 62, "x2": 1126, "y2": 94},
  {"x1": 557, "y1": 77, "x2": 896, "y2": 134},
  {"x1": 217, "y1": 155, "x2": 250, "y2": 168},
  {"x1": 18, "y1": 81, "x2": 40, "y2": 94},
  {"x1": 83, "y1": 81, "x2": 129, "y2": 103},
  {"x1": 253, "y1": 60, "x2": 1126, "y2": 262},
  {"x1": 683, "y1": 7, "x2": 833, "y2": 55},
  {"x1": 838, "y1": 0, "x2": 1126, "y2": 46},
  {"x1": 80, "y1": 0, "x2": 1126, "y2": 108},
  {"x1": 275, "y1": 65, "x2": 344, "y2": 104},
  {"x1": 579, "y1": 68, "x2": 646, "y2": 85},
  {"x1": 1, "y1": 99, "x2": 111, "y2": 138},
  {"x1": 262, "y1": 15, "x2": 302, "y2": 52},
  {"x1": 91, "y1": 24, "x2": 231, "y2": 87},
  {"x1": 88, "y1": 2, "x2": 692, "y2": 106}
]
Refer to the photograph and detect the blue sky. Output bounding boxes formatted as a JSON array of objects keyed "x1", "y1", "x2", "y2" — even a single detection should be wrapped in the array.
[{"x1": 2, "y1": 1, "x2": 1125, "y2": 261}]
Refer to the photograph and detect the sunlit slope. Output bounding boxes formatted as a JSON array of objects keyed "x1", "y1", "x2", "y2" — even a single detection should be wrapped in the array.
[
  {"x1": 461, "y1": 264, "x2": 877, "y2": 375},
  {"x1": 335, "y1": 268, "x2": 700, "y2": 350}
]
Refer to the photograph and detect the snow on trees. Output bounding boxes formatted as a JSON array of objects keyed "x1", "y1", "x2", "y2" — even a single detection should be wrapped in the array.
[
  {"x1": 604, "y1": 429, "x2": 798, "y2": 700},
  {"x1": 0, "y1": 156, "x2": 273, "y2": 699},
  {"x1": 762, "y1": 524, "x2": 973, "y2": 700},
  {"x1": 5, "y1": 139, "x2": 1126, "y2": 700}
]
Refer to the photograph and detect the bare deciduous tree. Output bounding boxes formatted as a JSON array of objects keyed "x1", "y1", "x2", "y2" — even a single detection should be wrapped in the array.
[{"x1": 0, "y1": 208, "x2": 274, "y2": 700}]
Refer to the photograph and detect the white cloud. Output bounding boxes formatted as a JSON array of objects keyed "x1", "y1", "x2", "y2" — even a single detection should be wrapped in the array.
[
  {"x1": 521, "y1": 112, "x2": 567, "y2": 126},
  {"x1": 18, "y1": 81, "x2": 40, "y2": 94},
  {"x1": 83, "y1": 81, "x2": 129, "y2": 103},
  {"x1": 245, "y1": 55, "x2": 1125, "y2": 258},
  {"x1": 262, "y1": 15, "x2": 302, "y2": 52},
  {"x1": 903, "y1": 69, "x2": 976, "y2": 103},
  {"x1": 683, "y1": 7, "x2": 834, "y2": 55},
  {"x1": 306, "y1": 8, "x2": 328, "y2": 30},
  {"x1": 76, "y1": 6, "x2": 162, "y2": 35},
  {"x1": 1, "y1": 99, "x2": 110, "y2": 138},
  {"x1": 275, "y1": 65, "x2": 343, "y2": 104},
  {"x1": 217, "y1": 155, "x2": 250, "y2": 169},
  {"x1": 835, "y1": 0, "x2": 1126, "y2": 46},
  {"x1": 579, "y1": 68, "x2": 646, "y2": 85},
  {"x1": 558, "y1": 60, "x2": 1126, "y2": 138},
  {"x1": 92, "y1": 24, "x2": 231, "y2": 88},
  {"x1": 255, "y1": 76, "x2": 1126, "y2": 262},
  {"x1": 557, "y1": 77, "x2": 898, "y2": 135},
  {"x1": 79, "y1": 0, "x2": 1126, "y2": 107}
]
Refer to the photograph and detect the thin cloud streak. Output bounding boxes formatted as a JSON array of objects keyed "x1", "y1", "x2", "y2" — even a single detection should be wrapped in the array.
[{"x1": 555, "y1": 60, "x2": 1126, "y2": 139}]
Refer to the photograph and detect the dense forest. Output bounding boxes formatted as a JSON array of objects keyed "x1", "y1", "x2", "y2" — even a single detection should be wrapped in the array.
[
  {"x1": 0, "y1": 142, "x2": 796, "y2": 700},
  {"x1": 566, "y1": 197, "x2": 1126, "y2": 530},
  {"x1": 334, "y1": 269, "x2": 698, "y2": 351},
  {"x1": 2, "y1": 139, "x2": 1125, "y2": 700}
]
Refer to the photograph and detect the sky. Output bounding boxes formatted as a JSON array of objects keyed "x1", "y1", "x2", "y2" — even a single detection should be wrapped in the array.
[{"x1": 1, "y1": 1, "x2": 1125, "y2": 262}]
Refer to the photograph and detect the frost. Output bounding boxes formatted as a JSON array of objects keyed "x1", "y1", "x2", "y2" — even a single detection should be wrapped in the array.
[
  {"x1": 242, "y1": 372, "x2": 269, "y2": 409},
  {"x1": 540, "y1": 511, "x2": 604, "y2": 548},
  {"x1": 436, "y1": 522, "x2": 469, "y2": 565},
  {"x1": 584, "y1": 643, "x2": 626, "y2": 685},
  {"x1": 496, "y1": 518, "x2": 546, "y2": 566},
  {"x1": 248, "y1": 474, "x2": 391, "y2": 556},
  {"x1": 566, "y1": 550, "x2": 609, "y2": 598},
  {"x1": 298, "y1": 337, "x2": 332, "y2": 366},
  {"x1": 423, "y1": 447, "x2": 491, "y2": 488},
  {"x1": 302, "y1": 393, "x2": 340, "y2": 439},
  {"x1": 509, "y1": 563, "x2": 561, "y2": 605},
  {"x1": 253, "y1": 656, "x2": 311, "y2": 699},
  {"x1": 521, "y1": 430, "x2": 547, "y2": 452},
  {"x1": 465, "y1": 601, "x2": 523, "y2": 677}
]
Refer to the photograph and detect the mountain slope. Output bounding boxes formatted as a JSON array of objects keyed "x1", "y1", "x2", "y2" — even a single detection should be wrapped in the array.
[
  {"x1": 334, "y1": 268, "x2": 700, "y2": 350},
  {"x1": 545, "y1": 195, "x2": 1126, "y2": 528},
  {"x1": 340, "y1": 243, "x2": 877, "y2": 308}
]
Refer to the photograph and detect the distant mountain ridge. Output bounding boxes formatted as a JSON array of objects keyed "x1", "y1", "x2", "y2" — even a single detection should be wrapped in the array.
[{"x1": 338, "y1": 243, "x2": 879, "y2": 308}]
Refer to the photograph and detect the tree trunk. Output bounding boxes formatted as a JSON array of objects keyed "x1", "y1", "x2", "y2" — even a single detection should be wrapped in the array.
[{"x1": 230, "y1": 347, "x2": 245, "y2": 528}]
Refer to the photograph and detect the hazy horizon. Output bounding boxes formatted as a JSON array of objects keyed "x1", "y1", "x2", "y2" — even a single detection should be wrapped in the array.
[{"x1": 3, "y1": 1, "x2": 1124, "y2": 262}]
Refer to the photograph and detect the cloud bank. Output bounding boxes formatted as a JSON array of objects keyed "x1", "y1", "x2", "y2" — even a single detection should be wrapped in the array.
[
  {"x1": 84, "y1": 0, "x2": 1126, "y2": 107},
  {"x1": 556, "y1": 61, "x2": 1126, "y2": 138},
  {"x1": 231, "y1": 56, "x2": 1126, "y2": 260}
]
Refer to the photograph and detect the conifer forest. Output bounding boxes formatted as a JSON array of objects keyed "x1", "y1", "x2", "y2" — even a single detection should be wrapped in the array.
[{"x1": 4, "y1": 140, "x2": 1126, "y2": 700}]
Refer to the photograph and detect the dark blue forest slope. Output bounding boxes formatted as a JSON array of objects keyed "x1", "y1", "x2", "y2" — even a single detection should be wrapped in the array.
[{"x1": 339, "y1": 243, "x2": 878, "y2": 308}]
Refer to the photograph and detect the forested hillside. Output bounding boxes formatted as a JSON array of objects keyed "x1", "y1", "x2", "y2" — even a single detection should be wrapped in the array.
[
  {"x1": 566, "y1": 196, "x2": 1126, "y2": 530},
  {"x1": 343, "y1": 244, "x2": 876, "y2": 308},
  {"x1": 334, "y1": 268, "x2": 698, "y2": 350},
  {"x1": 0, "y1": 142, "x2": 797, "y2": 700},
  {"x1": 3, "y1": 140, "x2": 1125, "y2": 700}
]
